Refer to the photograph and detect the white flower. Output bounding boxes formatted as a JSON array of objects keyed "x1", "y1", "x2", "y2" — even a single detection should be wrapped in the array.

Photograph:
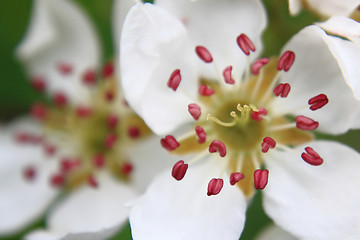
[
  {"x1": 0, "y1": 0, "x2": 174, "y2": 239},
  {"x1": 288, "y1": 0, "x2": 359, "y2": 17},
  {"x1": 120, "y1": 1, "x2": 360, "y2": 240},
  {"x1": 255, "y1": 224, "x2": 297, "y2": 240}
]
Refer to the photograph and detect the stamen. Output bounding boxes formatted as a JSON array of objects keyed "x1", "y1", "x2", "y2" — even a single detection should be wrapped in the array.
[
  {"x1": 188, "y1": 103, "x2": 201, "y2": 120},
  {"x1": 57, "y1": 62, "x2": 73, "y2": 75},
  {"x1": 172, "y1": 160, "x2": 188, "y2": 181},
  {"x1": 277, "y1": 51, "x2": 295, "y2": 72},
  {"x1": 76, "y1": 106, "x2": 93, "y2": 118},
  {"x1": 102, "y1": 62, "x2": 114, "y2": 78},
  {"x1": 230, "y1": 172, "x2": 245, "y2": 185},
  {"x1": 301, "y1": 147, "x2": 323, "y2": 166},
  {"x1": 199, "y1": 84, "x2": 215, "y2": 96},
  {"x1": 128, "y1": 126, "x2": 140, "y2": 139},
  {"x1": 82, "y1": 69, "x2": 96, "y2": 85},
  {"x1": 105, "y1": 133, "x2": 117, "y2": 149},
  {"x1": 195, "y1": 46, "x2": 213, "y2": 63},
  {"x1": 208, "y1": 140, "x2": 227, "y2": 157},
  {"x1": 43, "y1": 143, "x2": 56, "y2": 156},
  {"x1": 53, "y1": 92, "x2": 67, "y2": 107},
  {"x1": 93, "y1": 154, "x2": 105, "y2": 168},
  {"x1": 61, "y1": 158, "x2": 81, "y2": 173},
  {"x1": 251, "y1": 58, "x2": 269, "y2": 75},
  {"x1": 207, "y1": 178, "x2": 224, "y2": 196},
  {"x1": 254, "y1": 169, "x2": 269, "y2": 190},
  {"x1": 261, "y1": 137, "x2": 276, "y2": 153},
  {"x1": 88, "y1": 175, "x2": 98, "y2": 188},
  {"x1": 30, "y1": 76, "x2": 46, "y2": 92},
  {"x1": 251, "y1": 107, "x2": 267, "y2": 121},
  {"x1": 167, "y1": 69, "x2": 181, "y2": 91},
  {"x1": 50, "y1": 173, "x2": 64, "y2": 187},
  {"x1": 195, "y1": 126, "x2": 206, "y2": 144},
  {"x1": 161, "y1": 135, "x2": 180, "y2": 151},
  {"x1": 30, "y1": 102, "x2": 47, "y2": 120},
  {"x1": 121, "y1": 162, "x2": 133, "y2": 175},
  {"x1": 273, "y1": 83, "x2": 291, "y2": 98},
  {"x1": 237, "y1": 104, "x2": 258, "y2": 112},
  {"x1": 207, "y1": 113, "x2": 236, "y2": 127},
  {"x1": 295, "y1": 115, "x2": 319, "y2": 130},
  {"x1": 107, "y1": 114, "x2": 119, "y2": 129},
  {"x1": 236, "y1": 33, "x2": 256, "y2": 55},
  {"x1": 222, "y1": 66, "x2": 235, "y2": 84},
  {"x1": 24, "y1": 166, "x2": 36, "y2": 181},
  {"x1": 308, "y1": 94, "x2": 329, "y2": 111},
  {"x1": 105, "y1": 90, "x2": 115, "y2": 102}
]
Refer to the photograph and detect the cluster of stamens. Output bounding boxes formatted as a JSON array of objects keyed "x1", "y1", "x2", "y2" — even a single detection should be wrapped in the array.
[{"x1": 163, "y1": 33, "x2": 328, "y2": 197}]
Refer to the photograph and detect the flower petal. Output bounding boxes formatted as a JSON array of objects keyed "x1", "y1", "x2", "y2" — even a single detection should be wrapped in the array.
[
  {"x1": 301, "y1": 0, "x2": 358, "y2": 17},
  {"x1": 272, "y1": 25, "x2": 360, "y2": 134},
  {"x1": 26, "y1": 173, "x2": 137, "y2": 239},
  {"x1": 0, "y1": 119, "x2": 58, "y2": 235},
  {"x1": 288, "y1": 0, "x2": 302, "y2": 15},
  {"x1": 129, "y1": 159, "x2": 247, "y2": 240},
  {"x1": 255, "y1": 224, "x2": 297, "y2": 240},
  {"x1": 155, "y1": 0, "x2": 267, "y2": 79},
  {"x1": 16, "y1": 0, "x2": 101, "y2": 106},
  {"x1": 120, "y1": 3, "x2": 198, "y2": 135},
  {"x1": 263, "y1": 140, "x2": 360, "y2": 240}
]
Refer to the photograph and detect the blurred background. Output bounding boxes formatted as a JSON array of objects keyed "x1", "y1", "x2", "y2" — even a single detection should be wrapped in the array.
[{"x1": 0, "y1": 0, "x2": 359, "y2": 239}]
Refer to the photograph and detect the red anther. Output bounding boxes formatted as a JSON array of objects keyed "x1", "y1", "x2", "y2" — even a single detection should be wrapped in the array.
[
  {"x1": 172, "y1": 160, "x2": 188, "y2": 181},
  {"x1": 207, "y1": 178, "x2": 224, "y2": 196},
  {"x1": 188, "y1": 103, "x2": 201, "y2": 120},
  {"x1": 308, "y1": 94, "x2": 329, "y2": 111},
  {"x1": 102, "y1": 62, "x2": 114, "y2": 78},
  {"x1": 236, "y1": 33, "x2": 256, "y2": 56},
  {"x1": 57, "y1": 62, "x2": 73, "y2": 75},
  {"x1": 24, "y1": 166, "x2": 36, "y2": 181},
  {"x1": 107, "y1": 114, "x2": 119, "y2": 129},
  {"x1": 31, "y1": 102, "x2": 47, "y2": 120},
  {"x1": 105, "y1": 133, "x2": 117, "y2": 149},
  {"x1": 53, "y1": 92, "x2": 67, "y2": 107},
  {"x1": 121, "y1": 162, "x2": 133, "y2": 175},
  {"x1": 251, "y1": 107, "x2": 267, "y2": 121},
  {"x1": 273, "y1": 83, "x2": 291, "y2": 98},
  {"x1": 195, "y1": 126, "x2": 206, "y2": 144},
  {"x1": 61, "y1": 158, "x2": 81, "y2": 173},
  {"x1": 128, "y1": 126, "x2": 140, "y2": 139},
  {"x1": 82, "y1": 69, "x2": 96, "y2": 85},
  {"x1": 50, "y1": 173, "x2": 64, "y2": 187},
  {"x1": 93, "y1": 154, "x2": 105, "y2": 168},
  {"x1": 160, "y1": 135, "x2": 180, "y2": 151},
  {"x1": 295, "y1": 115, "x2": 319, "y2": 130},
  {"x1": 195, "y1": 46, "x2": 213, "y2": 63},
  {"x1": 43, "y1": 143, "x2": 56, "y2": 156},
  {"x1": 301, "y1": 147, "x2": 323, "y2": 166},
  {"x1": 254, "y1": 169, "x2": 269, "y2": 190},
  {"x1": 222, "y1": 66, "x2": 235, "y2": 84},
  {"x1": 230, "y1": 172, "x2": 245, "y2": 185},
  {"x1": 105, "y1": 90, "x2": 114, "y2": 102},
  {"x1": 167, "y1": 69, "x2": 181, "y2": 91},
  {"x1": 76, "y1": 106, "x2": 93, "y2": 118},
  {"x1": 30, "y1": 76, "x2": 46, "y2": 92},
  {"x1": 261, "y1": 137, "x2": 276, "y2": 153},
  {"x1": 208, "y1": 140, "x2": 227, "y2": 157},
  {"x1": 199, "y1": 84, "x2": 215, "y2": 96},
  {"x1": 277, "y1": 51, "x2": 295, "y2": 72},
  {"x1": 15, "y1": 132, "x2": 31, "y2": 143},
  {"x1": 88, "y1": 175, "x2": 98, "y2": 188},
  {"x1": 251, "y1": 58, "x2": 269, "y2": 75}
]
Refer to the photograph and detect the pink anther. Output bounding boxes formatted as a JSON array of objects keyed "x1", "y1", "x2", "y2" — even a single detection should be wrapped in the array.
[
  {"x1": 195, "y1": 126, "x2": 206, "y2": 144},
  {"x1": 251, "y1": 58, "x2": 269, "y2": 75},
  {"x1": 50, "y1": 173, "x2": 64, "y2": 187},
  {"x1": 88, "y1": 175, "x2": 98, "y2": 188},
  {"x1": 167, "y1": 69, "x2": 181, "y2": 91},
  {"x1": 30, "y1": 76, "x2": 46, "y2": 92},
  {"x1": 43, "y1": 143, "x2": 56, "y2": 156},
  {"x1": 121, "y1": 162, "x2": 133, "y2": 175},
  {"x1": 188, "y1": 103, "x2": 201, "y2": 120},
  {"x1": 199, "y1": 84, "x2": 215, "y2": 96},
  {"x1": 230, "y1": 172, "x2": 245, "y2": 185},
  {"x1": 222, "y1": 66, "x2": 235, "y2": 84},
  {"x1": 261, "y1": 137, "x2": 276, "y2": 153},
  {"x1": 195, "y1": 46, "x2": 213, "y2": 63},
  {"x1": 105, "y1": 133, "x2": 117, "y2": 149},
  {"x1": 161, "y1": 135, "x2": 180, "y2": 151},
  {"x1": 53, "y1": 92, "x2": 67, "y2": 107},
  {"x1": 301, "y1": 147, "x2": 323, "y2": 166},
  {"x1": 254, "y1": 169, "x2": 269, "y2": 190},
  {"x1": 107, "y1": 114, "x2": 119, "y2": 129},
  {"x1": 251, "y1": 107, "x2": 267, "y2": 121},
  {"x1": 128, "y1": 126, "x2": 140, "y2": 139},
  {"x1": 277, "y1": 51, "x2": 295, "y2": 72},
  {"x1": 31, "y1": 102, "x2": 47, "y2": 120},
  {"x1": 61, "y1": 158, "x2": 81, "y2": 173},
  {"x1": 273, "y1": 83, "x2": 291, "y2": 98},
  {"x1": 236, "y1": 33, "x2": 256, "y2": 56},
  {"x1": 308, "y1": 94, "x2": 329, "y2": 111},
  {"x1": 93, "y1": 154, "x2": 105, "y2": 168},
  {"x1": 24, "y1": 166, "x2": 36, "y2": 181},
  {"x1": 57, "y1": 62, "x2": 73, "y2": 75},
  {"x1": 102, "y1": 62, "x2": 114, "y2": 78},
  {"x1": 295, "y1": 115, "x2": 319, "y2": 130},
  {"x1": 76, "y1": 106, "x2": 93, "y2": 118},
  {"x1": 82, "y1": 69, "x2": 96, "y2": 85},
  {"x1": 172, "y1": 160, "x2": 188, "y2": 181},
  {"x1": 209, "y1": 140, "x2": 227, "y2": 157},
  {"x1": 207, "y1": 178, "x2": 224, "y2": 196},
  {"x1": 105, "y1": 90, "x2": 114, "y2": 102}
]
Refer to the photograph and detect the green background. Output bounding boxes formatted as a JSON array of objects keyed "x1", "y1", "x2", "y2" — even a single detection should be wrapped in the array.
[{"x1": 0, "y1": 0, "x2": 359, "y2": 239}]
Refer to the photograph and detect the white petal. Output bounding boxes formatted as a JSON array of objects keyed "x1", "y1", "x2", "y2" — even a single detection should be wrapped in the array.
[
  {"x1": 155, "y1": 0, "x2": 267, "y2": 79},
  {"x1": 16, "y1": 0, "x2": 101, "y2": 106},
  {"x1": 303, "y1": 0, "x2": 359, "y2": 17},
  {"x1": 0, "y1": 120, "x2": 58, "y2": 235},
  {"x1": 288, "y1": 0, "x2": 303, "y2": 15},
  {"x1": 255, "y1": 224, "x2": 297, "y2": 240},
  {"x1": 26, "y1": 173, "x2": 137, "y2": 240},
  {"x1": 263, "y1": 141, "x2": 360, "y2": 240},
  {"x1": 120, "y1": 3, "x2": 198, "y2": 135},
  {"x1": 273, "y1": 25, "x2": 360, "y2": 134},
  {"x1": 129, "y1": 159, "x2": 247, "y2": 240}
]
